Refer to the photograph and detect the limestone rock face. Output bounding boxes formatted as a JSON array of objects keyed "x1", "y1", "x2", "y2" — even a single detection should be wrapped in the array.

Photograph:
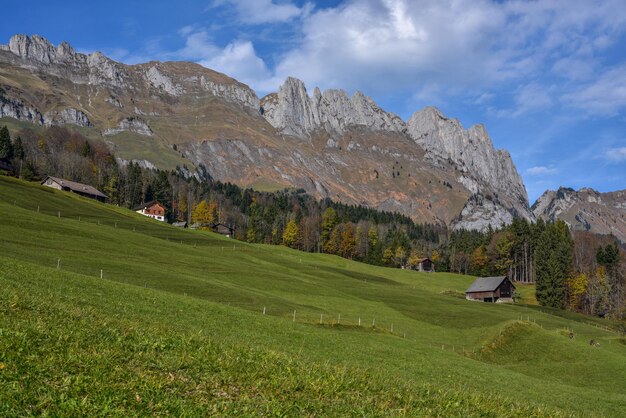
[
  {"x1": 200, "y1": 75, "x2": 260, "y2": 110},
  {"x1": 104, "y1": 117, "x2": 153, "y2": 137},
  {"x1": 533, "y1": 187, "x2": 626, "y2": 243},
  {"x1": 406, "y1": 106, "x2": 533, "y2": 228},
  {"x1": 145, "y1": 65, "x2": 184, "y2": 96},
  {"x1": 0, "y1": 93, "x2": 45, "y2": 124},
  {"x1": 261, "y1": 77, "x2": 405, "y2": 137},
  {"x1": 44, "y1": 108, "x2": 91, "y2": 127}
]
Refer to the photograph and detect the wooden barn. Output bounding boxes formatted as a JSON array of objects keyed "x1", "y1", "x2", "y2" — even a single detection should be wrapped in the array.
[
  {"x1": 41, "y1": 176, "x2": 107, "y2": 202},
  {"x1": 211, "y1": 223, "x2": 235, "y2": 238},
  {"x1": 135, "y1": 201, "x2": 166, "y2": 222},
  {"x1": 465, "y1": 276, "x2": 515, "y2": 303},
  {"x1": 416, "y1": 258, "x2": 435, "y2": 272}
]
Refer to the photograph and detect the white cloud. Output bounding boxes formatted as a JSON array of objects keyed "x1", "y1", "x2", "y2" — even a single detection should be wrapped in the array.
[
  {"x1": 169, "y1": 29, "x2": 274, "y2": 89},
  {"x1": 604, "y1": 147, "x2": 626, "y2": 163},
  {"x1": 526, "y1": 166, "x2": 558, "y2": 176},
  {"x1": 212, "y1": 0, "x2": 304, "y2": 24},
  {"x1": 562, "y1": 64, "x2": 626, "y2": 116},
  {"x1": 145, "y1": 0, "x2": 626, "y2": 116}
]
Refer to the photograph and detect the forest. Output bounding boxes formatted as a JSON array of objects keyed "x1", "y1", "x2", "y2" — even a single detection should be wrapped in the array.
[{"x1": 1, "y1": 124, "x2": 624, "y2": 319}]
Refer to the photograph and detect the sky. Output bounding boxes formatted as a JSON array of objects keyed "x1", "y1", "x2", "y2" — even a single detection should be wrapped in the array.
[{"x1": 2, "y1": 0, "x2": 626, "y2": 203}]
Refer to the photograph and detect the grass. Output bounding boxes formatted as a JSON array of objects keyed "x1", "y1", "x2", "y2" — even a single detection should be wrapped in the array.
[{"x1": 1, "y1": 176, "x2": 625, "y2": 416}]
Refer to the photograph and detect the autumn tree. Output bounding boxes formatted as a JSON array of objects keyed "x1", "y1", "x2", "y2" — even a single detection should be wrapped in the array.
[
  {"x1": 340, "y1": 223, "x2": 357, "y2": 259},
  {"x1": 321, "y1": 207, "x2": 338, "y2": 250},
  {"x1": 192, "y1": 200, "x2": 214, "y2": 226},
  {"x1": 282, "y1": 219, "x2": 300, "y2": 248}
]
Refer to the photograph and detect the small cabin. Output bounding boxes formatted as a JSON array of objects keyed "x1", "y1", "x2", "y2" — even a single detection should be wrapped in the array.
[
  {"x1": 211, "y1": 222, "x2": 235, "y2": 238},
  {"x1": 172, "y1": 221, "x2": 188, "y2": 228},
  {"x1": 417, "y1": 258, "x2": 434, "y2": 272},
  {"x1": 135, "y1": 201, "x2": 166, "y2": 222},
  {"x1": 465, "y1": 276, "x2": 515, "y2": 303},
  {"x1": 41, "y1": 176, "x2": 107, "y2": 202}
]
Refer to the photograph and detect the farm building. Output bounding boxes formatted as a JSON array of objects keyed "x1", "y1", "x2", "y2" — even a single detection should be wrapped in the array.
[
  {"x1": 211, "y1": 223, "x2": 235, "y2": 238},
  {"x1": 416, "y1": 258, "x2": 435, "y2": 272},
  {"x1": 41, "y1": 176, "x2": 107, "y2": 202},
  {"x1": 135, "y1": 201, "x2": 166, "y2": 222},
  {"x1": 465, "y1": 276, "x2": 515, "y2": 303}
]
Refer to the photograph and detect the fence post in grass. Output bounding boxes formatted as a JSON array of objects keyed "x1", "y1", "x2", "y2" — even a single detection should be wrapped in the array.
[
  {"x1": 320, "y1": 313, "x2": 323, "y2": 324},
  {"x1": 390, "y1": 323, "x2": 393, "y2": 333},
  {"x1": 100, "y1": 269, "x2": 103, "y2": 279},
  {"x1": 293, "y1": 310, "x2": 296, "y2": 322},
  {"x1": 338, "y1": 314, "x2": 341, "y2": 324},
  {"x1": 57, "y1": 259, "x2": 61, "y2": 270},
  {"x1": 372, "y1": 318, "x2": 375, "y2": 327},
  {"x1": 358, "y1": 317, "x2": 361, "y2": 326},
  {"x1": 263, "y1": 307, "x2": 266, "y2": 315}
]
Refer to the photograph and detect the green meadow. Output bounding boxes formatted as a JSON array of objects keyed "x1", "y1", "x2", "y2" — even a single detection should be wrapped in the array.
[{"x1": 0, "y1": 176, "x2": 625, "y2": 416}]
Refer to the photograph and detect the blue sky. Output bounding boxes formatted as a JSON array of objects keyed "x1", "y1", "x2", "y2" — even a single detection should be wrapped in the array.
[{"x1": 3, "y1": 0, "x2": 626, "y2": 202}]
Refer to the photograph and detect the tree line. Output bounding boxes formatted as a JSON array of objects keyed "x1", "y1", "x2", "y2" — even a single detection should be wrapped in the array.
[{"x1": 1, "y1": 124, "x2": 623, "y2": 319}]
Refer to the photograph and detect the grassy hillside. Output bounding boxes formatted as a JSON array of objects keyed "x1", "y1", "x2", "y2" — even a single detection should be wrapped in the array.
[{"x1": 1, "y1": 176, "x2": 625, "y2": 416}]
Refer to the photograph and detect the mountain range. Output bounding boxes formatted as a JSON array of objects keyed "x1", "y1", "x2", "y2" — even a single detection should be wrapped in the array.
[{"x1": 1, "y1": 34, "x2": 623, "y2": 240}]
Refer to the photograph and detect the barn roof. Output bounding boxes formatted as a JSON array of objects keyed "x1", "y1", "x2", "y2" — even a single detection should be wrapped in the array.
[
  {"x1": 466, "y1": 276, "x2": 513, "y2": 293},
  {"x1": 42, "y1": 176, "x2": 107, "y2": 199}
]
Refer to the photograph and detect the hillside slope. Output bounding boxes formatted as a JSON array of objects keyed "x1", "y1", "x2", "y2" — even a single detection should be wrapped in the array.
[
  {"x1": 533, "y1": 187, "x2": 626, "y2": 243},
  {"x1": 1, "y1": 176, "x2": 625, "y2": 416},
  {"x1": 0, "y1": 34, "x2": 532, "y2": 229}
]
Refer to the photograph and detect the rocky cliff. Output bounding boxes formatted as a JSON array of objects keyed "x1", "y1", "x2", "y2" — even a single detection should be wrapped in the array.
[
  {"x1": 261, "y1": 78, "x2": 533, "y2": 229},
  {"x1": 0, "y1": 34, "x2": 534, "y2": 230},
  {"x1": 533, "y1": 187, "x2": 626, "y2": 243}
]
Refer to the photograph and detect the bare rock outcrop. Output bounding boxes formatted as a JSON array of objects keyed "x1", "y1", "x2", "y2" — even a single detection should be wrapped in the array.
[
  {"x1": 261, "y1": 77, "x2": 405, "y2": 137},
  {"x1": 104, "y1": 117, "x2": 153, "y2": 137},
  {"x1": 533, "y1": 187, "x2": 626, "y2": 243}
]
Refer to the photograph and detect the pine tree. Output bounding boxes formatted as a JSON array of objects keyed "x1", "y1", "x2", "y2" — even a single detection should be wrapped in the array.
[
  {"x1": 535, "y1": 220, "x2": 573, "y2": 308},
  {"x1": 0, "y1": 126, "x2": 13, "y2": 160}
]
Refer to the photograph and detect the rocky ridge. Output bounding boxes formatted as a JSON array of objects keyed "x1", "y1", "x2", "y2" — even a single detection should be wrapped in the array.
[
  {"x1": 261, "y1": 78, "x2": 533, "y2": 229},
  {"x1": 1, "y1": 34, "x2": 535, "y2": 230},
  {"x1": 533, "y1": 187, "x2": 626, "y2": 243}
]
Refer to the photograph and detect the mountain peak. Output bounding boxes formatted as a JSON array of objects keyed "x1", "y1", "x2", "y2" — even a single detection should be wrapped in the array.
[{"x1": 261, "y1": 77, "x2": 405, "y2": 137}]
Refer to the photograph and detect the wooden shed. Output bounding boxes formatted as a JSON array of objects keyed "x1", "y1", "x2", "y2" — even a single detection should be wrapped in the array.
[
  {"x1": 211, "y1": 223, "x2": 235, "y2": 238},
  {"x1": 465, "y1": 276, "x2": 515, "y2": 303},
  {"x1": 417, "y1": 258, "x2": 435, "y2": 272}
]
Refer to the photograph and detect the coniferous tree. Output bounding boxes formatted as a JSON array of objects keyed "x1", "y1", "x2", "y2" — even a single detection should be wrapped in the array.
[
  {"x1": 535, "y1": 220, "x2": 573, "y2": 308},
  {"x1": 0, "y1": 126, "x2": 13, "y2": 160}
]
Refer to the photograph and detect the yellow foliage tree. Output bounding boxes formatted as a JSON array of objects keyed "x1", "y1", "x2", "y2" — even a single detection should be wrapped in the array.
[
  {"x1": 282, "y1": 220, "x2": 300, "y2": 248},
  {"x1": 191, "y1": 200, "x2": 214, "y2": 226},
  {"x1": 407, "y1": 250, "x2": 422, "y2": 269},
  {"x1": 566, "y1": 273, "x2": 588, "y2": 310},
  {"x1": 470, "y1": 246, "x2": 488, "y2": 275}
]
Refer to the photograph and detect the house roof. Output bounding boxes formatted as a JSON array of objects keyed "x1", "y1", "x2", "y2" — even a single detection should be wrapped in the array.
[
  {"x1": 133, "y1": 200, "x2": 164, "y2": 211},
  {"x1": 466, "y1": 276, "x2": 514, "y2": 293},
  {"x1": 42, "y1": 176, "x2": 107, "y2": 199}
]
